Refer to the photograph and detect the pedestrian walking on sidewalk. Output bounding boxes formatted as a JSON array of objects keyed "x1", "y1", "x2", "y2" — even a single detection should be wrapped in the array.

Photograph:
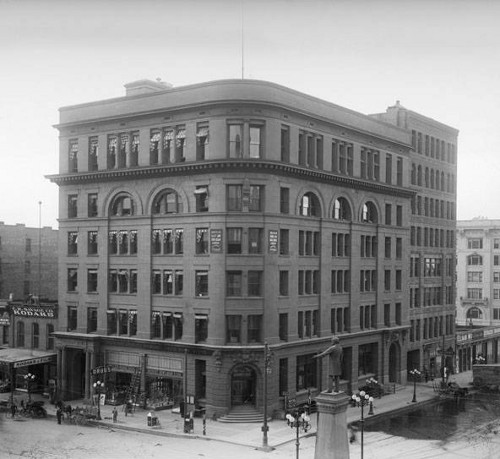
[
  {"x1": 56, "y1": 406, "x2": 63, "y2": 425},
  {"x1": 10, "y1": 402, "x2": 17, "y2": 419},
  {"x1": 112, "y1": 407, "x2": 118, "y2": 423}
]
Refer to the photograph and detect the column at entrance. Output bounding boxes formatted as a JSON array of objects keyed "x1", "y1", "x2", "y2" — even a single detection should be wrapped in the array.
[
  {"x1": 85, "y1": 351, "x2": 92, "y2": 399},
  {"x1": 61, "y1": 347, "x2": 67, "y2": 400}
]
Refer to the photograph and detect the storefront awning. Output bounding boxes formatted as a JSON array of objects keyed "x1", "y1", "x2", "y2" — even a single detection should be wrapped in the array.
[{"x1": 0, "y1": 348, "x2": 56, "y2": 369}]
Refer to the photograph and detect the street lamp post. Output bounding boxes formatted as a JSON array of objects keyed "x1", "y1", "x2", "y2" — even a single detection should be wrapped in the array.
[
  {"x1": 93, "y1": 380, "x2": 104, "y2": 420},
  {"x1": 352, "y1": 390, "x2": 374, "y2": 459},
  {"x1": 285, "y1": 405, "x2": 311, "y2": 459},
  {"x1": 410, "y1": 369, "x2": 421, "y2": 403},
  {"x1": 24, "y1": 373, "x2": 36, "y2": 403},
  {"x1": 262, "y1": 342, "x2": 271, "y2": 449}
]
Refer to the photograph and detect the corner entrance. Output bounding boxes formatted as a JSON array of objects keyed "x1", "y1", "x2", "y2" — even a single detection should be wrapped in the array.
[{"x1": 230, "y1": 364, "x2": 256, "y2": 406}]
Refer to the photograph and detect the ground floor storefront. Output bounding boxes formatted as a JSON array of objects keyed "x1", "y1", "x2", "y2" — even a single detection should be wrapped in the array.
[
  {"x1": 456, "y1": 325, "x2": 500, "y2": 372},
  {"x1": 54, "y1": 328, "x2": 407, "y2": 418}
]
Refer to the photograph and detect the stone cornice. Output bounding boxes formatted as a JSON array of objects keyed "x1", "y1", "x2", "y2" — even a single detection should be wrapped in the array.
[{"x1": 46, "y1": 160, "x2": 415, "y2": 199}]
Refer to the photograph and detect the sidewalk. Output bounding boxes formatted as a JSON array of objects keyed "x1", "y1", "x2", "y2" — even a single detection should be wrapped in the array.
[{"x1": 14, "y1": 371, "x2": 473, "y2": 451}]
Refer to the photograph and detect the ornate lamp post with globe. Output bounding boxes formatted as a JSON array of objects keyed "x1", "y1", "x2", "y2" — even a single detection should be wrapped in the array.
[
  {"x1": 93, "y1": 380, "x2": 104, "y2": 420},
  {"x1": 24, "y1": 373, "x2": 36, "y2": 403},
  {"x1": 352, "y1": 390, "x2": 374, "y2": 459},
  {"x1": 285, "y1": 402, "x2": 311, "y2": 459},
  {"x1": 410, "y1": 369, "x2": 421, "y2": 403}
]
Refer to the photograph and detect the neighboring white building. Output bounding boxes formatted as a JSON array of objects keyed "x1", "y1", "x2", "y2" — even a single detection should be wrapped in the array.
[{"x1": 456, "y1": 218, "x2": 500, "y2": 326}]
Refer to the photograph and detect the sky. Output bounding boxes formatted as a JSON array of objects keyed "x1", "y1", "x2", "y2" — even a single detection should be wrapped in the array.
[{"x1": 1, "y1": 0, "x2": 499, "y2": 229}]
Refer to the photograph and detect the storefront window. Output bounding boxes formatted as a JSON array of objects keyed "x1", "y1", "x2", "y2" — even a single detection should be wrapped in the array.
[{"x1": 296, "y1": 353, "x2": 317, "y2": 391}]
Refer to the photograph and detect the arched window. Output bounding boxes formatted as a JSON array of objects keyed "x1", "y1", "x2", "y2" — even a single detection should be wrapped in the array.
[
  {"x1": 333, "y1": 197, "x2": 351, "y2": 221},
  {"x1": 467, "y1": 254, "x2": 483, "y2": 266},
  {"x1": 361, "y1": 201, "x2": 378, "y2": 224},
  {"x1": 111, "y1": 194, "x2": 135, "y2": 216},
  {"x1": 466, "y1": 307, "x2": 482, "y2": 319},
  {"x1": 299, "y1": 192, "x2": 321, "y2": 217},
  {"x1": 17, "y1": 321, "x2": 25, "y2": 347},
  {"x1": 153, "y1": 188, "x2": 183, "y2": 215}
]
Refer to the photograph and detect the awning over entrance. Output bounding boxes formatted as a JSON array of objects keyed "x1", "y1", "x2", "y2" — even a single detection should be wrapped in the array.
[{"x1": 0, "y1": 348, "x2": 56, "y2": 369}]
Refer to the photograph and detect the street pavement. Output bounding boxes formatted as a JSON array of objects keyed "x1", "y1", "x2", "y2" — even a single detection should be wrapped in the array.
[{"x1": 13, "y1": 371, "x2": 473, "y2": 451}]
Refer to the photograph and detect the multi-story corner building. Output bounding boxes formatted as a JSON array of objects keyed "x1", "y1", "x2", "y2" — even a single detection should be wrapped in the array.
[
  {"x1": 0, "y1": 222, "x2": 58, "y2": 302},
  {"x1": 48, "y1": 78, "x2": 417, "y2": 416},
  {"x1": 373, "y1": 104, "x2": 458, "y2": 378},
  {"x1": 455, "y1": 218, "x2": 500, "y2": 370}
]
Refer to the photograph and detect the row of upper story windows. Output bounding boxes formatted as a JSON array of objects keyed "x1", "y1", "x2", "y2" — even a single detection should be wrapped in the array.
[
  {"x1": 410, "y1": 256, "x2": 454, "y2": 278},
  {"x1": 411, "y1": 130, "x2": 456, "y2": 164},
  {"x1": 411, "y1": 164, "x2": 455, "y2": 193},
  {"x1": 409, "y1": 315, "x2": 454, "y2": 342},
  {"x1": 466, "y1": 254, "x2": 500, "y2": 266},
  {"x1": 65, "y1": 121, "x2": 405, "y2": 185},
  {"x1": 465, "y1": 238, "x2": 500, "y2": 250},
  {"x1": 410, "y1": 226, "x2": 455, "y2": 248},
  {"x1": 66, "y1": 185, "x2": 405, "y2": 225},
  {"x1": 411, "y1": 195, "x2": 456, "y2": 220}
]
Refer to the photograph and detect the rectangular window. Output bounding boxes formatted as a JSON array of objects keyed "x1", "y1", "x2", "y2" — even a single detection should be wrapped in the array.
[
  {"x1": 68, "y1": 307, "x2": 78, "y2": 331},
  {"x1": 296, "y1": 354, "x2": 317, "y2": 391},
  {"x1": 279, "y1": 313, "x2": 288, "y2": 341},
  {"x1": 32, "y1": 323, "x2": 39, "y2": 348},
  {"x1": 195, "y1": 315, "x2": 208, "y2": 343},
  {"x1": 249, "y1": 125, "x2": 262, "y2": 158},
  {"x1": 279, "y1": 270, "x2": 289, "y2": 296},
  {"x1": 109, "y1": 231, "x2": 118, "y2": 255},
  {"x1": 385, "y1": 204, "x2": 392, "y2": 225},
  {"x1": 119, "y1": 310, "x2": 128, "y2": 335},
  {"x1": 118, "y1": 269, "x2": 129, "y2": 293},
  {"x1": 494, "y1": 239, "x2": 500, "y2": 250},
  {"x1": 196, "y1": 124, "x2": 209, "y2": 160},
  {"x1": 385, "y1": 154, "x2": 392, "y2": 184},
  {"x1": 227, "y1": 228, "x2": 242, "y2": 254},
  {"x1": 152, "y1": 270, "x2": 161, "y2": 294},
  {"x1": 248, "y1": 228, "x2": 263, "y2": 254},
  {"x1": 175, "y1": 229, "x2": 184, "y2": 254},
  {"x1": 118, "y1": 231, "x2": 129, "y2": 255},
  {"x1": 175, "y1": 127, "x2": 186, "y2": 162},
  {"x1": 226, "y1": 315, "x2": 241, "y2": 343},
  {"x1": 227, "y1": 271, "x2": 242, "y2": 296},
  {"x1": 467, "y1": 238, "x2": 483, "y2": 249},
  {"x1": 151, "y1": 312, "x2": 161, "y2": 338},
  {"x1": 88, "y1": 231, "x2": 98, "y2": 255},
  {"x1": 67, "y1": 268, "x2": 78, "y2": 292},
  {"x1": 384, "y1": 270, "x2": 391, "y2": 291},
  {"x1": 396, "y1": 205, "x2": 403, "y2": 226},
  {"x1": 281, "y1": 126, "x2": 290, "y2": 162},
  {"x1": 196, "y1": 228, "x2": 209, "y2": 254},
  {"x1": 163, "y1": 270, "x2": 174, "y2": 295},
  {"x1": 68, "y1": 194, "x2": 78, "y2": 218},
  {"x1": 87, "y1": 269, "x2": 98, "y2": 293},
  {"x1": 69, "y1": 139, "x2": 78, "y2": 173},
  {"x1": 248, "y1": 270, "x2": 263, "y2": 296},
  {"x1": 396, "y1": 237, "x2": 402, "y2": 259},
  {"x1": 194, "y1": 314, "x2": 208, "y2": 343},
  {"x1": 87, "y1": 308, "x2": 98, "y2": 333},
  {"x1": 494, "y1": 272, "x2": 500, "y2": 283},
  {"x1": 175, "y1": 270, "x2": 184, "y2": 295},
  {"x1": 227, "y1": 185, "x2": 243, "y2": 211},
  {"x1": 88, "y1": 193, "x2": 98, "y2": 218},
  {"x1": 89, "y1": 136, "x2": 98, "y2": 171},
  {"x1": 46, "y1": 324, "x2": 54, "y2": 349},
  {"x1": 384, "y1": 304, "x2": 391, "y2": 327},
  {"x1": 280, "y1": 187, "x2": 290, "y2": 214},
  {"x1": 358, "y1": 344, "x2": 376, "y2": 375},
  {"x1": 396, "y1": 270, "x2": 402, "y2": 291},
  {"x1": 247, "y1": 315, "x2": 262, "y2": 343},
  {"x1": 384, "y1": 237, "x2": 391, "y2": 258},
  {"x1": 107, "y1": 136, "x2": 117, "y2": 168},
  {"x1": 228, "y1": 124, "x2": 243, "y2": 158},
  {"x1": 249, "y1": 185, "x2": 263, "y2": 211},
  {"x1": 468, "y1": 272, "x2": 483, "y2": 282},
  {"x1": 195, "y1": 271, "x2": 208, "y2": 297},
  {"x1": 195, "y1": 186, "x2": 209, "y2": 212},
  {"x1": 396, "y1": 157, "x2": 403, "y2": 186},
  {"x1": 68, "y1": 232, "x2": 78, "y2": 255},
  {"x1": 467, "y1": 288, "x2": 483, "y2": 299},
  {"x1": 279, "y1": 229, "x2": 289, "y2": 255}
]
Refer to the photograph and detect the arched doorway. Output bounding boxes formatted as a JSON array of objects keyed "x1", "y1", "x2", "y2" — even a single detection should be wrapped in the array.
[
  {"x1": 388, "y1": 342, "x2": 401, "y2": 383},
  {"x1": 230, "y1": 365, "x2": 256, "y2": 406}
]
